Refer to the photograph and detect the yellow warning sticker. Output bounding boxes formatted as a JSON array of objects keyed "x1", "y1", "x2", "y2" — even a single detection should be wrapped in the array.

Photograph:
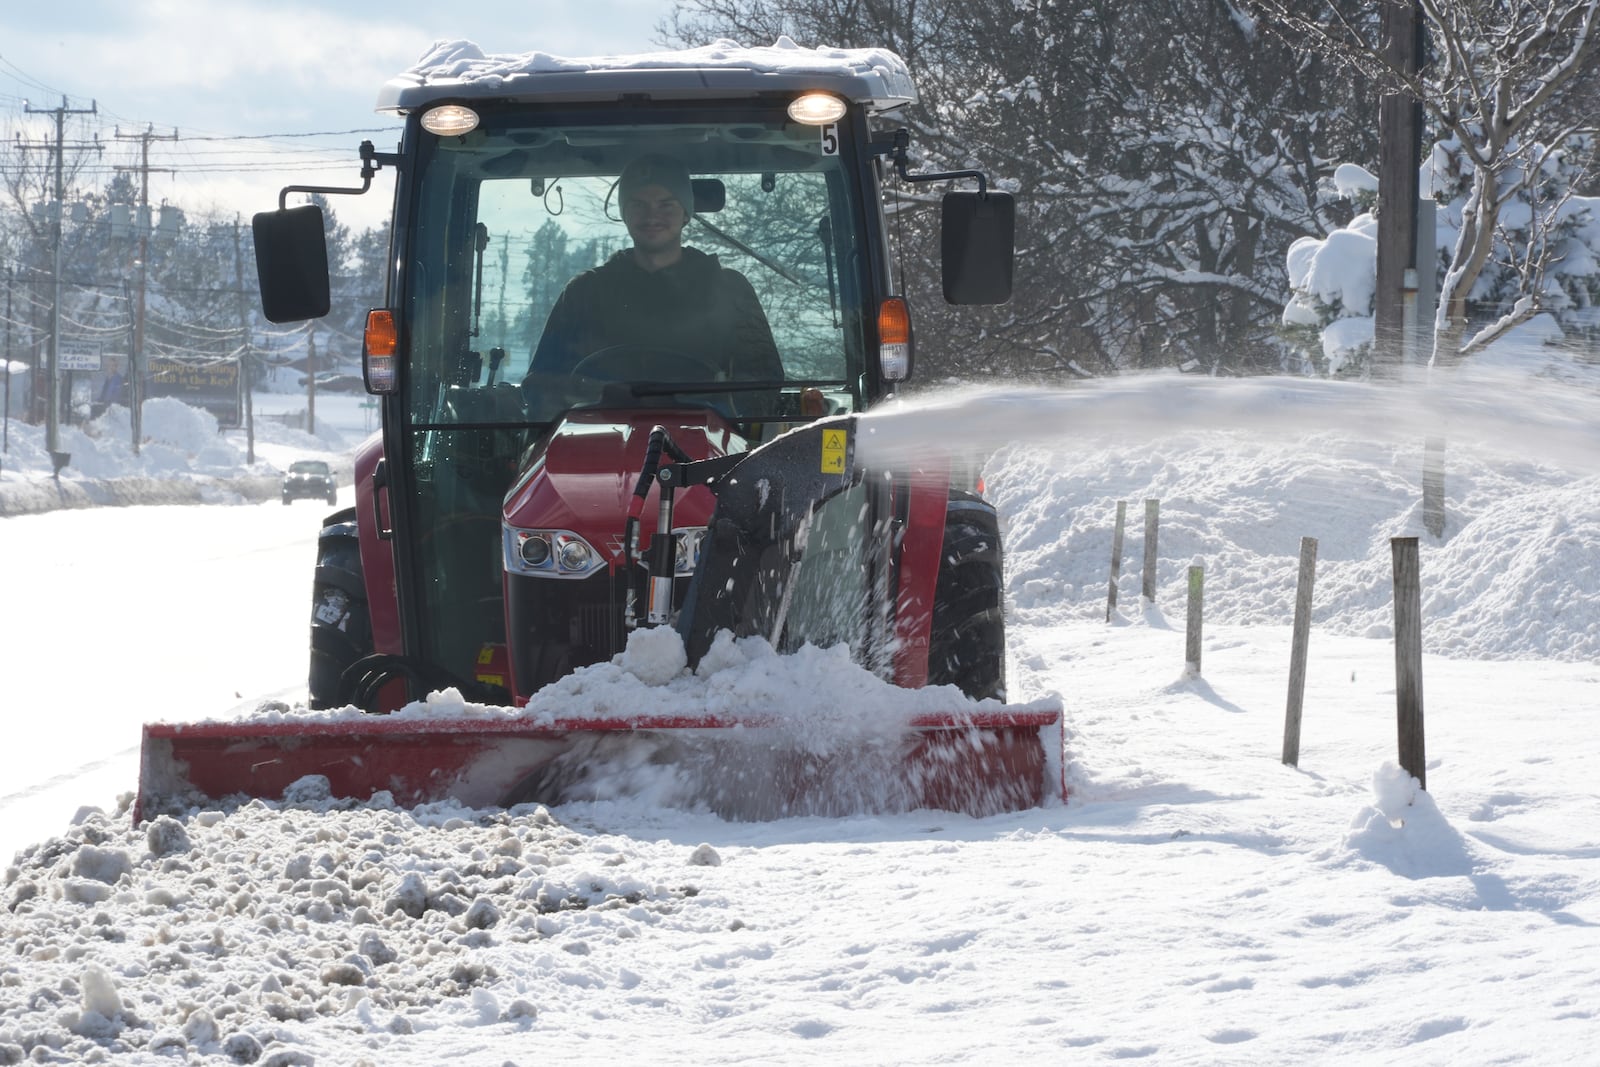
[{"x1": 820, "y1": 428, "x2": 847, "y2": 474}]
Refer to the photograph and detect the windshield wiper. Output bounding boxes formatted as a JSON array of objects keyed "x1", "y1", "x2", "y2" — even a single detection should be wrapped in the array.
[{"x1": 818, "y1": 215, "x2": 839, "y2": 328}]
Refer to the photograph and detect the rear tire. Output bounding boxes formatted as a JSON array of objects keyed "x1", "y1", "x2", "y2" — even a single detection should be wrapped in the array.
[
  {"x1": 927, "y1": 492, "x2": 1006, "y2": 702},
  {"x1": 308, "y1": 509, "x2": 372, "y2": 709}
]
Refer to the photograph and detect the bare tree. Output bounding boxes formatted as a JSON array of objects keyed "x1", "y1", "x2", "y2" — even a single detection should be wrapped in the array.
[
  {"x1": 1255, "y1": 0, "x2": 1600, "y2": 364},
  {"x1": 666, "y1": 0, "x2": 1374, "y2": 380}
]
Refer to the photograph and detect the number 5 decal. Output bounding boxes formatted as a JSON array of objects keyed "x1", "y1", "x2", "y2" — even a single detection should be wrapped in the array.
[{"x1": 821, "y1": 123, "x2": 840, "y2": 156}]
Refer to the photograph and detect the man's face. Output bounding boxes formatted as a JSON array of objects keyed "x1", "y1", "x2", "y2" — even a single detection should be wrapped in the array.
[{"x1": 622, "y1": 183, "x2": 687, "y2": 254}]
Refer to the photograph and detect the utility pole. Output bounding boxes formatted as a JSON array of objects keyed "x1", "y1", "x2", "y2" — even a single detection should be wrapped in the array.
[
  {"x1": 1374, "y1": 0, "x2": 1426, "y2": 379},
  {"x1": 115, "y1": 124, "x2": 178, "y2": 455},
  {"x1": 306, "y1": 327, "x2": 317, "y2": 437},
  {"x1": 20, "y1": 96, "x2": 100, "y2": 469},
  {"x1": 2, "y1": 267, "x2": 11, "y2": 461},
  {"x1": 231, "y1": 216, "x2": 256, "y2": 464}
]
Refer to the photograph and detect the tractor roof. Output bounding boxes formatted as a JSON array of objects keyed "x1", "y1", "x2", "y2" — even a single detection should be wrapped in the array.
[{"x1": 376, "y1": 36, "x2": 918, "y2": 116}]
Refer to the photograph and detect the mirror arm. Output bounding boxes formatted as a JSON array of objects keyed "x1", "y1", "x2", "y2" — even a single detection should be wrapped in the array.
[
  {"x1": 884, "y1": 130, "x2": 990, "y2": 196},
  {"x1": 276, "y1": 141, "x2": 402, "y2": 210}
]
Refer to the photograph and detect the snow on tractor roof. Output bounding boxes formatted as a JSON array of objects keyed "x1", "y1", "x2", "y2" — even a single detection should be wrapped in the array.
[{"x1": 377, "y1": 35, "x2": 917, "y2": 115}]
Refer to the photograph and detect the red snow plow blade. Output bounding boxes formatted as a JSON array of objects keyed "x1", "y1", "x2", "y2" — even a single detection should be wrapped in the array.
[{"x1": 135, "y1": 707, "x2": 1064, "y2": 822}]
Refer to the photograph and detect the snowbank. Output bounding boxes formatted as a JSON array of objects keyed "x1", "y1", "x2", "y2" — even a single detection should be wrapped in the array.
[{"x1": 0, "y1": 395, "x2": 366, "y2": 516}]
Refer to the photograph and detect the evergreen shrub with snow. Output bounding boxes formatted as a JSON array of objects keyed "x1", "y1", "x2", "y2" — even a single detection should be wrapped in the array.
[{"x1": 1284, "y1": 139, "x2": 1600, "y2": 377}]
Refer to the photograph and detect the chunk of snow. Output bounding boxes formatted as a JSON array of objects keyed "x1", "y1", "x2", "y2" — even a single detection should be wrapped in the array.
[{"x1": 1333, "y1": 162, "x2": 1377, "y2": 199}]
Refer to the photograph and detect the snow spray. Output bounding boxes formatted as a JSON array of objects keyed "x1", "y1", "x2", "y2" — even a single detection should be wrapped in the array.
[{"x1": 854, "y1": 370, "x2": 1600, "y2": 476}]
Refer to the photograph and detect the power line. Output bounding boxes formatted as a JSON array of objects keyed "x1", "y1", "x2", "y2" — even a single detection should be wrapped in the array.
[
  {"x1": 0, "y1": 54, "x2": 66, "y2": 98},
  {"x1": 183, "y1": 128, "x2": 394, "y2": 142}
]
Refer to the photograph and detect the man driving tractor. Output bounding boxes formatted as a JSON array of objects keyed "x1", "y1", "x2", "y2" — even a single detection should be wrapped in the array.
[{"x1": 522, "y1": 153, "x2": 784, "y2": 418}]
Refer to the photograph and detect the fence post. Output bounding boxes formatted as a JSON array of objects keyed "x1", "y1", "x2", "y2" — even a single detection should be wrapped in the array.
[
  {"x1": 1107, "y1": 500, "x2": 1127, "y2": 622},
  {"x1": 1142, "y1": 499, "x2": 1160, "y2": 602},
  {"x1": 1423, "y1": 437, "x2": 1446, "y2": 539},
  {"x1": 1185, "y1": 565, "x2": 1203, "y2": 674},
  {"x1": 1391, "y1": 537, "x2": 1427, "y2": 790},
  {"x1": 1283, "y1": 537, "x2": 1318, "y2": 767}
]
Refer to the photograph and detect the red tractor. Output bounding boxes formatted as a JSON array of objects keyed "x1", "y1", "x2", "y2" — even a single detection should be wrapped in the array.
[{"x1": 137, "y1": 40, "x2": 1062, "y2": 820}]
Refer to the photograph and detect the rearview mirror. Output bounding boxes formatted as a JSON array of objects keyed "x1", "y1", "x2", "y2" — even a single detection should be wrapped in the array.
[
  {"x1": 253, "y1": 205, "x2": 331, "y2": 323},
  {"x1": 941, "y1": 191, "x2": 1014, "y2": 305},
  {"x1": 691, "y1": 178, "x2": 726, "y2": 214}
]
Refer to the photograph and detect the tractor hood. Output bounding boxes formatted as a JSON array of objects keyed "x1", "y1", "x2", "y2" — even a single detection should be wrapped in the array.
[{"x1": 501, "y1": 407, "x2": 746, "y2": 568}]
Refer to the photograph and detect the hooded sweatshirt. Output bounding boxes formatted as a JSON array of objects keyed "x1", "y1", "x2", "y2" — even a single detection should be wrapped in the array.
[{"x1": 528, "y1": 247, "x2": 783, "y2": 387}]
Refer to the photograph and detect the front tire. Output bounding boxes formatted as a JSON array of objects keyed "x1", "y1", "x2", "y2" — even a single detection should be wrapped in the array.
[
  {"x1": 308, "y1": 509, "x2": 372, "y2": 709},
  {"x1": 927, "y1": 492, "x2": 1007, "y2": 702}
]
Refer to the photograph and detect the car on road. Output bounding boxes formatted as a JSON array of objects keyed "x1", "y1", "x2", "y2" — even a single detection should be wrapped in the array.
[{"x1": 282, "y1": 459, "x2": 338, "y2": 505}]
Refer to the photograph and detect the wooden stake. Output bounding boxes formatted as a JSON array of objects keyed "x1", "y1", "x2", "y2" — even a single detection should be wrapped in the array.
[
  {"x1": 1142, "y1": 499, "x2": 1159, "y2": 602},
  {"x1": 1423, "y1": 436, "x2": 1446, "y2": 538},
  {"x1": 1185, "y1": 565, "x2": 1203, "y2": 674},
  {"x1": 1391, "y1": 537, "x2": 1427, "y2": 790},
  {"x1": 1107, "y1": 500, "x2": 1127, "y2": 622},
  {"x1": 1283, "y1": 537, "x2": 1318, "y2": 767}
]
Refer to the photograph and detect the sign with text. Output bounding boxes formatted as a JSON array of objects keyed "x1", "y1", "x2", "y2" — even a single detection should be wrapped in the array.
[
  {"x1": 59, "y1": 340, "x2": 104, "y2": 372},
  {"x1": 146, "y1": 358, "x2": 243, "y2": 428}
]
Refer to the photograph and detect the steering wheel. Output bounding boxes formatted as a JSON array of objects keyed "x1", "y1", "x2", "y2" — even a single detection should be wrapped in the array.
[
  {"x1": 566, "y1": 343, "x2": 744, "y2": 417},
  {"x1": 570, "y1": 344, "x2": 722, "y2": 385}
]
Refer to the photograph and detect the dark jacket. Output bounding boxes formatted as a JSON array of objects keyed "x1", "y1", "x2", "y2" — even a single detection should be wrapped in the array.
[{"x1": 528, "y1": 247, "x2": 783, "y2": 384}]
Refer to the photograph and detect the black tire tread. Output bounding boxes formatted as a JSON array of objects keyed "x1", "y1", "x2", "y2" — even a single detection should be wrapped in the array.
[
  {"x1": 308, "y1": 509, "x2": 372, "y2": 709},
  {"x1": 927, "y1": 492, "x2": 1007, "y2": 702}
]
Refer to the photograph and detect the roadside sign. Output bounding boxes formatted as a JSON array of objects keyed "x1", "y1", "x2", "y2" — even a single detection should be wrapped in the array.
[
  {"x1": 147, "y1": 357, "x2": 243, "y2": 428},
  {"x1": 59, "y1": 340, "x2": 104, "y2": 372}
]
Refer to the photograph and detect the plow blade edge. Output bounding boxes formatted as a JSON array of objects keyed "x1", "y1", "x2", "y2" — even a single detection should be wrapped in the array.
[{"x1": 136, "y1": 708, "x2": 1065, "y2": 822}]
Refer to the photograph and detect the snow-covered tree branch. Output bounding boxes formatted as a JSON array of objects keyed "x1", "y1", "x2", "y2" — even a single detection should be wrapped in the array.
[{"x1": 1256, "y1": 0, "x2": 1600, "y2": 365}]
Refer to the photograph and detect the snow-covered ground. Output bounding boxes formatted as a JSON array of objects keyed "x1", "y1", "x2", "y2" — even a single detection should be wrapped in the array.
[{"x1": 3, "y1": 364, "x2": 1600, "y2": 1065}]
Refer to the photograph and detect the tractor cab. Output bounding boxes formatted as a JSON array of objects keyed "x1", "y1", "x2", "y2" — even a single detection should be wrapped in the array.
[
  {"x1": 137, "y1": 41, "x2": 1065, "y2": 823},
  {"x1": 253, "y1": 41, "x2": 1014, "y2": 709}
]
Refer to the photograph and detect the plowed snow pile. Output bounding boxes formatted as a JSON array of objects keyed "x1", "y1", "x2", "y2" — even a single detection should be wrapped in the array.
[{"x1": 5, "y1": 801, "x2": 700, "y2": 1065}]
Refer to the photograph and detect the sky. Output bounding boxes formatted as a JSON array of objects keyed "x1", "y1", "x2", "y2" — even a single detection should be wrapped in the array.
[
  {"x1": 3, "y1": 360, "x2": 1600, "y2": 1061},
  {"x1": 0, "y1": 0, "x2": 686, "y2": 232}
]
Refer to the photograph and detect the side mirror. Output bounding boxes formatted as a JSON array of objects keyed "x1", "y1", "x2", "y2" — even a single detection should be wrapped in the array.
[
  {"x1": 691, "y1": 178, "x2": 726, "y2": 214},
  {"x1": 941, "y1": 191, "x2": 1014, "y2": 305},
  {"x1": 253, "y1": 205, "x2": 331, "y2": 323}
]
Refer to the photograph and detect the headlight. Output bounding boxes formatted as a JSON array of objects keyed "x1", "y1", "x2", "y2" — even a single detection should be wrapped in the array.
[
  {"x1": 787, "y1": 92, "x2": 846, "y2": 125},
  {"x1": 556, "y1": 536, "x2": 593, "y2": 572},
  {"x1": 421, "y1": 104, "x2": 479, "y2": 137},
  {"x1": 503, "y1": 526, "x2": 605, "y2": 579},
  {"x1": 519, "y1": 534, "x2": 552, "y2": 568}
]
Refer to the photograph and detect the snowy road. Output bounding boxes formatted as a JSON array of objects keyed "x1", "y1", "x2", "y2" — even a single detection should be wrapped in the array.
[{"x1": 0, "y1": 494, "x2": 341, "y2": 862}]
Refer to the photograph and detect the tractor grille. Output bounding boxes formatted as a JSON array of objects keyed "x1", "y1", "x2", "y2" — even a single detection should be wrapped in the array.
[{"x1": 507, "y1": 569, "x2": 627, "y2": 696}]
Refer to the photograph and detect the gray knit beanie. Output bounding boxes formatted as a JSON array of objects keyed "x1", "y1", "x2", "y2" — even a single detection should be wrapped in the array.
[{"x1": 618, "y1": 154, "x2": 695, "y2": 215}]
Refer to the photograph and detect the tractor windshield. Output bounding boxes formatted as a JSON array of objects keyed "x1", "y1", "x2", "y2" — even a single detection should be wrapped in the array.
[
  {"x1": 390, "y1": 103, "x2": 880, "y2": 694},
  {"x1": 399, "y1": 105, "x2": 874, "y2": 433}
]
